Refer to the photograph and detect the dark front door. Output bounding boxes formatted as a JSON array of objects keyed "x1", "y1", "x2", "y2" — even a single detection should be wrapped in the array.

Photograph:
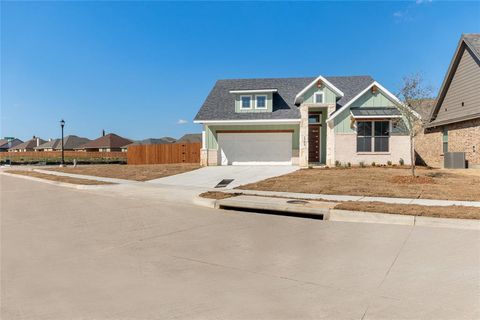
[{"x1": 308, "y1": 125, "x2": 320, "y2": 163}]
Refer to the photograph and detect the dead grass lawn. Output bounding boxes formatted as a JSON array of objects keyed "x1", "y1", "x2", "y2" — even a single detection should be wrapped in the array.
[
  {"x1": 335, "y1": 201, "x2": 480, "y2": 220},
  {"x1": 199, "y1": 191, "x2": 241, "y2": 200},
  {"x1": 7, "y1": 170, "x2": 113, "y2": 185},
  {"x1": 239, "y1": 167, "x2": 480, "y2": 201},
  {"x1": 46, "y1": 164, "x2": 201, "y2": 181}
]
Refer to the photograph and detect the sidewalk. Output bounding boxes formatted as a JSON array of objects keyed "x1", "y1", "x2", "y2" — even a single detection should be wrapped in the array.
[{"x1": 224, "y1": 188, "x2": 480, "y2": 208}]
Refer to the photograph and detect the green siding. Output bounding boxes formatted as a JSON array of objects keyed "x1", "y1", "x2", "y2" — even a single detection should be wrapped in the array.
[
  {"x1": 235, "y1": 93, "x2": 273, "y2": 113},
  {"x1": 334, "y1": 90, "x2": 399, "y2": 134},
  {"x1": 302, "y1": 85, "x2": 336, "y2": 104},
  {"x1": 205, "y1": 124, "x2": 300, "y2": 150}
]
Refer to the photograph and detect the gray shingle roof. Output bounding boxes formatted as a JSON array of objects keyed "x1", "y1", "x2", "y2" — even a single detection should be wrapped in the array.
[
  {"x1": 0, "y1": 138, "x2": 23, "y2": 150},
  {"x1": 34, "y1": 135, "x2": 91, "y2": 150},
  {"x1": 127, "y1": 137, "x2": 177, "y2": 146},
  {"x1": 194, "y1": 76, "x2": 374, "y2": 121},
  {"x1": 176, "y1": 133, "x2": 202, "y2": 143},
  {"x1": 351, "y1": 107, "x2": 400, "y2": 117},
  {"x1": 464, "y1": 34, "x2": 480, "y2": 59}
]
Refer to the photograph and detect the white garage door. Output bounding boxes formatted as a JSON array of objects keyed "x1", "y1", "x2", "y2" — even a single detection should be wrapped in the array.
[{"x1": 217, "y1": 132, "x2": 292, "y2": 165}]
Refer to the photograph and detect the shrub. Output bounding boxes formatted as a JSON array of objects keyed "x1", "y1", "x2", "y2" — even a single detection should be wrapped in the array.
[
  {"x1": 347, "y1": 162, "x2": 351, "y2": 167},
  {"x1": 387, "y1": 160, "x2": 392, "y2": 166},
  {"x1": 359, "y1": 161, "x2": 365, "y2": 168},
  {"x1": 399, "y1": 158, "x2": 405, "y2": 166},
  {"x1": 335, "y1": 160, "x2": 341, "y2": 167},
  {"x1": 371, "y1": 162, "x2": 376, "y2": 167}
]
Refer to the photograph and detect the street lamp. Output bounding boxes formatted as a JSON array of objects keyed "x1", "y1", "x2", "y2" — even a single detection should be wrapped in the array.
[{"x1": 60, "y1": 119, "x2": 65, "y2": 167}]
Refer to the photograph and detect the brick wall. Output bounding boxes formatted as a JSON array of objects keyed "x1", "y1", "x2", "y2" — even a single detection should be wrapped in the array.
[{"x1": 415, "y1": 118, "x2": 480, "y2": 168}]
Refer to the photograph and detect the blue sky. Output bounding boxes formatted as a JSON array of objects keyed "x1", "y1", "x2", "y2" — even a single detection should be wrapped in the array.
[{"x1": 1, "y1": 1, "x2": 479, "y2": 141}]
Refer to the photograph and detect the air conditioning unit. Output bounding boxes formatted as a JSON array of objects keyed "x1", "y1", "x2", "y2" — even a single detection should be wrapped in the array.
[{"x1": 444, "y1": 152, "x2": 466, "y2": 169}]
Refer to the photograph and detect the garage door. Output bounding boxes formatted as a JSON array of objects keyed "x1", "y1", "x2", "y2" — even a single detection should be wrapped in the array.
[{"x1": 217, "y1": 132, "x2": 293, "y2": 165}]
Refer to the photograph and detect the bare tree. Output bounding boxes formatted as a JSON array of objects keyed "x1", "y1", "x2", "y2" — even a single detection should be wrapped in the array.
[{"x1": 395, "y1": 74, "x2": 433, "y2": 177}]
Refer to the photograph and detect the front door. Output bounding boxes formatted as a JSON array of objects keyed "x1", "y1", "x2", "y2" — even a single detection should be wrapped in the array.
[{"x1": 308, "y1": 113, "x2": 321, "y2": 163}]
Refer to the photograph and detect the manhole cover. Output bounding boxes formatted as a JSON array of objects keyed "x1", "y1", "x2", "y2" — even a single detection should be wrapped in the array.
[
  {"x1": 215, "y1": 179, "x2": 234, "y2": 188},
  {"x1": 286, "y1": 200, "x2": 309, "y2": 205}
]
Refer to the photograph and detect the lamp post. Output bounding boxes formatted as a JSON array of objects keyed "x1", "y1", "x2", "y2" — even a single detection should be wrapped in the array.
[{"x1": 60, "y1": 119, "x2": 65, "y2": 167}]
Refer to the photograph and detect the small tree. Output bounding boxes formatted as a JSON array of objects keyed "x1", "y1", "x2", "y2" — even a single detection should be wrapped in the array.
[{"x1": 395, "y1": 74, "x2": 433, "y2": 177}]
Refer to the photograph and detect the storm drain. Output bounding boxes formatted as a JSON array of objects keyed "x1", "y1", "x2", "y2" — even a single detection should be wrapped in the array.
[{"x1": 215, "y1": 179, "x2": 234, "y2": 188}]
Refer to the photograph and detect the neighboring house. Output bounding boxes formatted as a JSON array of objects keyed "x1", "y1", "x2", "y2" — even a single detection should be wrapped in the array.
[
  {"x1": 416, "y1": 34, "x2": 480, "y2": 168},
  {"x1": 0, "y1": 138, "x2": 23, "y2": 152},
  {"x1": 75, "y1": 133, "x2": 132, "y2": 152},
  {"x1": 194, "y1": 75, "x2": 410, "y2": 166},
  {"x1": 127, "y1": 137, "x2": 177, "y2": 147},
  {"x1": 34, "y1": 135, "x2": 91, "y2": 151},
  {"x1": 176, "y1": 133, "x2": 202, "y2": 144},
  {"x1": 9, "y1": 136, "x2": 46, "y2": 152}
]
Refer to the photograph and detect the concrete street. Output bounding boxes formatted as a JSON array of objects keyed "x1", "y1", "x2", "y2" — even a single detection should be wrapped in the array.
[{"x1": 1, "y1": 175, "x2": 479, "y2": 319}]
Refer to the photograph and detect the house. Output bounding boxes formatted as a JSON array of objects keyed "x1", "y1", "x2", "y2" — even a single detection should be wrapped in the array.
[
  {"x1": 9, "y1": 136, "x2": 46, "y2": 152},
  {"x1": 176, "y1": 133, "x2": 202, "y2": 144},
  {"x1": 127, "y1": 137, "x2": 177, "y2": 147},
  {"x1": 75, "y1": 133, "x2": 132, "y2": 152},
  {"x1": 0, "y1": 138, "x2": 23, "y2": 152},
  {"x1": 416, "y1": 34, "x2": 480, "y2": 168},
  {"x1": 34, "y1": 135, "x2": 91, "y2": 151},
  {"x1": 194, "y1": 76, "x2": 410, "y2": 166}
]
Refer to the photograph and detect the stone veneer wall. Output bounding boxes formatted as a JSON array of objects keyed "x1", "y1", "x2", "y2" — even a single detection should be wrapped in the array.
[{"x1": 415, "y1": 118, "x2": 480, "y2": 168}]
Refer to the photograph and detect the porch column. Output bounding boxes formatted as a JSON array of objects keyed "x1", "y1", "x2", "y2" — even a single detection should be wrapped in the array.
[
  {"x1": 299, "y1": 104, "x2": 309, "y2": 168},
  {"x1": 200, "y1": 125, "x2": 208, "y2": 166},
  {"x1": 325, "y1": 104, "x2": 336, "y2": 166}
]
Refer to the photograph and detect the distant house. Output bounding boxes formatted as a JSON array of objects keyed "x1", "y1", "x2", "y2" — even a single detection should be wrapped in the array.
[
  {"x1": 127, "y1": 137, "x2": 177, "y2": 147},
  {"x1": 176, "y1": 133, "x2": 202, "y2": 144},
  {"x1": 0, "y1": 138, "x2": 23, "y2": 152},
  {"x1": 416, "y1": 34, "x2": 480, "y2": 168},
  {"x1": 75, "y1": 133, "x2": 132, "y2": 152},
  {"x1": 9, "y1": 136, "x2": 46, "y2": 152},
  {"x1": 34, "y1": 135, "x2": 91, "y2": 151}
]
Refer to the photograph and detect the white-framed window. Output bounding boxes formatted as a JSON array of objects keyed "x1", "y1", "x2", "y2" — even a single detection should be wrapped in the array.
[
  {"x1": 356, "y1": 120, "x2": 390, "y2": 153},
  {"x1": 314, "y1": 92, "x2": 324, "y2": 104},
  {"x1": 255, "y1": 95, "x2": 267, "y2": 109},
  {"x1": 240, "y1": 95, "x2": 252, "y2": 109}
]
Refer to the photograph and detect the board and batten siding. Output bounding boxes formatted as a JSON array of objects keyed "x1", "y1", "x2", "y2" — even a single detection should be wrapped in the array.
[
  {"x1": 205, "y1": 124, "x2": 300, "y2": 150},
  {"x1": 334, "y1": 90, "x2": 397, "y2": 134},
  {"x1": 301, "y1": 85, "x2": 337, "y2": 104},
  {"x1": 235, "y1": 93, "x2": 273, "y2": 113},
  {"x1": 434, "y1": 46, "x2": 480, "y2": 124}
]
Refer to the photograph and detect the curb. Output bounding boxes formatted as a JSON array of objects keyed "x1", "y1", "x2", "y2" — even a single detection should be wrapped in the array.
[
  {"x1": 0, "y1": 171, "x2": 114, "y2": 190},
  {"x1": 33, "y1": 169, "x2": 133, "y2": 184},
  {"x1": 196, "y1": 194, "x2": 480, "y2": 231}
]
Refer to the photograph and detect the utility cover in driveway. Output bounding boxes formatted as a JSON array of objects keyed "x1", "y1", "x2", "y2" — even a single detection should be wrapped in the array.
[{"x1": 215, "y1": 179, "x2": 234, "y2": 188}]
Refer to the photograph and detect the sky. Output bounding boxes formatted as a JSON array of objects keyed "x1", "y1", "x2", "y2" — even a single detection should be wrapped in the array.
[{"x1": 1, "y1": 1, "x2": 479, "y2": 141}]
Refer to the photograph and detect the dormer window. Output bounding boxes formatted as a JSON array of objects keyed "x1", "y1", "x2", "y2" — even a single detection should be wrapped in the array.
[
  {"x1": 240, "y1": 95, "x2": 252, "y2": 109},
  {"x1": 256, "y1": 95, "x2": 267, "y2": 109},
  {"x1": 314, "y1": 92, "x2": 324, "y2": 104}
]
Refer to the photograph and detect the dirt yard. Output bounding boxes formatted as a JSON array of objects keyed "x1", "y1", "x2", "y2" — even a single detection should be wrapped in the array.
[
  {"x1": 45, "y1": 164, "x2": 200, "y2": 181},
  {"x1": 6, "y1": 170, "x2": 113, "y2": 185},
  {"x1": 239, "y1": 167, "x2": 480, "y2": 201},
  {"x1": 335, "y1": 201, "x2": 480, "y2": 220}
]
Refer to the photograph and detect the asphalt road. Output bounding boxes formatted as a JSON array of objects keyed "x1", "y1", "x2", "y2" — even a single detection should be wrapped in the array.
[{"x1": 1, "y1": 174, "x2": 479, "y2": 319}]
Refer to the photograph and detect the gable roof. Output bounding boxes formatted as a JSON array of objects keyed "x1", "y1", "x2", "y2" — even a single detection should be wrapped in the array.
[
  {"x1": 176, "y1": 133, "x2": 202, "y2": 143},
  {"x1": 34, "y1": 135, "x2": 91, "y2": 150},
  {"x1": 0, "y1": 138, "x2": 23, "y2": 150},
  {"x1": 9, "y1": 137, "x2": 46, "y2": 150},
  {"x1": 427, "y1": 34, "x2": 480, "y2": 127},
  {"x1": 194, "y1": 76, "x2": 374, "y2": 122},
  {"x1": 76, "y1": 133, "x2": 132, "y2": 149}
]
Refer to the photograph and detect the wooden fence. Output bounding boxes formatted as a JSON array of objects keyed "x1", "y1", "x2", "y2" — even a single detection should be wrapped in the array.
[
  {"x1": 0, "y1": 151, "x2": 127, "y2": 162},
  {"x1": 127, "y1": 143, "x2": 201, "y2": 165}
]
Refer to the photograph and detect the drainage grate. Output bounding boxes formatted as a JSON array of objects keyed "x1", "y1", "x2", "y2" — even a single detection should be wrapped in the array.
[
  {"x1": 287, "y1": 200, "x2": 309, "y2": 205},
  {"x1": 215, "y1": 179, "x2": 234, "y2": 188}
]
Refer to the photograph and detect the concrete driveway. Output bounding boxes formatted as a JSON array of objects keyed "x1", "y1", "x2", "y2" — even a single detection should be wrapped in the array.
[
  {"x1": 2, "y1": 174, "x2": 479, "y2": 320},
  {"x1": 146, "y1": 165, "x2": 298, "y2": 189}
]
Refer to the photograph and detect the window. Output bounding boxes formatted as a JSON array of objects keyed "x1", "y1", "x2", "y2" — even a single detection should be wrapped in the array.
[
  {"x1": 443, "y1": 127, "x2": 448, "y2": 153},
  {"x1": 309, "y1": 114, "x2": 321, "y2": 124},
  {"x1": 314, "y1": 92, "x2": 324, "y2": 104},
  {"x1": 255, "y1": 95, "x2": 267, "y2": 109},
  {"x1": 356, "y1": 120, "x2": 390, "y2": 153},
  {"x1": 240, "y1": 95, "x2": 252, "y2": 109}
]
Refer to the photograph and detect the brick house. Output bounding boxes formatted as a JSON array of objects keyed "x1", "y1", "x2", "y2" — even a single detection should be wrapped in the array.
[{"x1": 415, "y1": 34, "x2": 480, "y2": 168}]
